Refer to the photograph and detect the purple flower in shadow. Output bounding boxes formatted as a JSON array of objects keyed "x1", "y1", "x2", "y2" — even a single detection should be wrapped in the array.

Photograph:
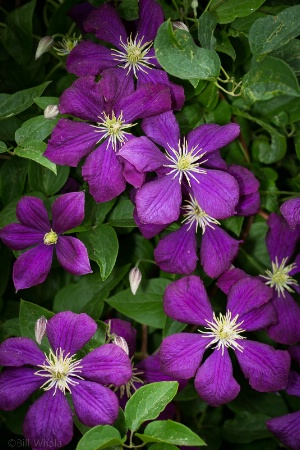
[
  {"x1": 0, "y1": 192, "x2": 92, "y2": 290},
  {"x1": 160, "y1": 275, "x2": 290, "y2": 407},
  {"x1": 280, "y1": 197, "x2": 300, "y2": 229},
  {"x1": 0, "y1": 312, "x2": 132, "y2": 450}
]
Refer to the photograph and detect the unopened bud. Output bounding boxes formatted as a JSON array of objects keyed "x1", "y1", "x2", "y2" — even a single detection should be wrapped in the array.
[
  {"x1": 44, "y1": 104, "x2": 59, "y2": 119},
  {"x1": 113, "y1": 336, "x2": 129, "y2": 355},
  {"x1": 129, "y1": 267, "x2": 142, "y2": 295},
  {"x1": 35, "y1": 316, "x2": 47, "y2": 344},
  {"x1": 172, "y1": 21, "x2": 189, "y2": 32},
  {"x1": 35, "y1": 36, "x2": 54, "y2": 60}
]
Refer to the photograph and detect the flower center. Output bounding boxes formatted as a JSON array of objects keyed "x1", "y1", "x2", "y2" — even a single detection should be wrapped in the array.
[
  {"x1": 260, "y1": 256, "x2": 298, "y2": 297},
  {"x1": 94, "y1": 111, "x2": 135, "y2": 151},
  {"x1": 115, "y1": 359, "x2": 144, "y2": 399},
  {"x1": 182, "y1": 195, "x2": 220, "y2": 233},
  {"x1": 164, "y1": 139, "x2": 207, "y2": 186},
  {"x1": 199, "y1": 311, "x2": 246, "y2": 355},
  {"x1": 43, "y1": 229, "x2": 58, "y2": 245},
  {"x1": 111, "y1": 34, "x2": 155, "y2": 77},
  {"x1": 35, "y1": 348, "x2": 83, "y2": 395},
  {"x1": 53, "y1": 34, "x2": 81, "y2": 56}
]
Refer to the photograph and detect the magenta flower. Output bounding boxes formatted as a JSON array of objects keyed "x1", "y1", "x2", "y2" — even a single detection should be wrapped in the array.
[
  {"x1": 0, "y1": 312, "x2": 132, "y2": 450},
  {"x1": 160, "y1": 276, "x2": 290, "y2": 407},
  {"x1": 119, "y1": 111, "x2": 240, "y2": 226},
  {"x1": 66, "y1": 0, "x2": 184, "y2": 110},
  {"x1": 280, "y1": 197, "x2": 300, "y2": 229},
  {"x1": 0, "y1": 192, "x2": 92, "y2": 290},
  {"x1": 44, "y1": 69, "x2": 171, "y2": 202}
]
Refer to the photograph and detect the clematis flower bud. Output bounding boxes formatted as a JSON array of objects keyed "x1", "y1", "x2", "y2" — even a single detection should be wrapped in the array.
[
  {"x1": 172, "y1": 21, "x2": 189, "y2": 32},
  {"x1": 34, "y1": 316, "x2": 47, "y2": 344},
  {"x1": 112, "y1": 335, "x2": 129, "y2": 355},
  {"x1": 44, "y1": 105, "x2": 59, "y2": 119},
  {"x1": 129, "y1": 267, "x2": 142, "y2": 295},
  {"x1": 35, "y1": 36, "x2": 54, "y2": 60}
]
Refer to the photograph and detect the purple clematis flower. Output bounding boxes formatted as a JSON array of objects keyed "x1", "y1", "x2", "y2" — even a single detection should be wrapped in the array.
[
  {"x1": 0, "y1": 192, "x2": 92, "y2": 290},
  {"x1": 66, "y1": 0, "x2": 184, "y2": 110},
  {"x1": 267, "y1": 346, "x2": 300, "y2": 450},
  {"x1": 44, "y1": 69, "x2": 172, "y2": 203},
  {"x1": 159, "y1": 275, "x2": 290, "y2": 407},
  {"x1": 119, "y1": 111, "x2": 240, "y2": 226},
  {"x1": 227, "y1": 164, "x2": 260, "y2": 216},
  {"x1": 0, "y1": 311, "x2": 132, "y2": 450},
  {"x1": 280, "y1": 197, "x2": 300, "y2": 229}
]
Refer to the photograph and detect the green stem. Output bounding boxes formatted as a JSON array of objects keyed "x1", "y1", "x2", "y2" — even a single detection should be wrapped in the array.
[
  {"x1": 204, "y1": 0, "x2": 214, "y2": 12},
  {"x1": 47, "y1": 61, "x2": 64, "y2": 79}
]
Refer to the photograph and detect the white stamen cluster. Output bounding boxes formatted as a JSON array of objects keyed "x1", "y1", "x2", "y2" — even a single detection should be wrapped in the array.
[
  {"x1": 43, "y1": 229, "x2": 58, "y2": 245},
  {"x1": 199, "y1": 311, "x2": 246, "y2": 355},
  {"x1": 115, "y1": 359, "x2": 144, "y2": 399},
  {"x1": 182, "y1": 195, "x2": 220, "y2": 233},
  {"x1": 94, "y1": 111, "x2": 135, "y2": 150},
  {"x1": 164, "y1": 139, "x2": 207, "y2": 186},
  {"x1": 111, "y1": 34, "x2": 155, "y2": 77},
  {"x1": 261, "y1": 256, "x2": 298, "y2": 297},
  {"x1": 53, "y1": 34, "x2": 81, "y2": 56},
  {"x1": 35, "y1": 348, "x2": 83, "y2": 395}
]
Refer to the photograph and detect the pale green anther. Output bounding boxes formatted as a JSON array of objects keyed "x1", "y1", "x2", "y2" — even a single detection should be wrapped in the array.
[{"x1": 43, "y1": 230, "x2": 58, "y2": 245}]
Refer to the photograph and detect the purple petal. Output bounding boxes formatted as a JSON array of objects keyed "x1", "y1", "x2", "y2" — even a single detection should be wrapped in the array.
[
  {"x1": 81, "y1": 343, "x2": 132, "y2": 386},
  {"x1": 82, "y1": 142, "x2": 126, "y2": 203},
  {"x1": 137, "y1": 0, "x2": 164, "y2": 40},
  {"x1": 266, "y1": 213, "x2": 299, "y2": 263},
  {"x1": 13, "y1": 244, "x2": 53, "y2": 291},
  {"x1": 163, "y1": 276, "x2": 213, "y2": 325},
  {"x1": 136, "y1": 176, "x2": 182, "y2": 225},
  {"x1": 217, "y1": 268, "x2": 249, "y2": 294},
  {"x1": 72, "y1": 380, "x2": 119, "y2": 427},
  {"x1": 287, "y1": 370, "x2": 300, "y2": 397},
  {"x1": 154, "y1": 225, "x2": 198, "y2": 274},
  {"x1": 52, "y1": 192, "x2": 85, "y2": 234},
  {"x1": 105, "y1": 318, "x2": 137, "y2": 358},
  {"x1": 69, "y1": 3, "x2": 95, "y2": 32},
  {"x1": 289, "y1": 345, "x2": 300, "y2": 365},
  {"x1": 66, "y1": 40, "x2": 116, "y2": 77},
  {"x1": 160, "y1": 333, "x2": 209, "y2": 379},
  {"x1": 84, "y1": 4, "x2": 127, "y2": 47},
  {"x1": 56, "y1": 236, "x2": 92, "y2": 275},
  {"x1": 0, "y1": 223, "x2": 44, "y2": 250},
  {"x1": 226, "y1": 278, "x2": 273, "y2": 326},
  {"x1": 237, "y1": 191, "x2": 260, "y2": 216},
  {"x1": 236, "y1": 340, "x2": 290, "y2": 392},
  {"x1": 238, "y1": 302, "x2": 277, "y2": 332},
  {"x1": 190, "y1": 169, "x2": 239, "y2": 219},
  {"x1": 267, "y1": 292, "x2": 300, "y2": 345},
  {"x1": 0, "y1": 367, "x2": 43, "y2": 410},
  {"x1": 59, "y1": 76, "x2": 104, "y2": 121},
  {"x1": 134, "y1": 208, "x2": 167, "y2": 239},
  {"x1": 194, "y1": 349, "x2": 240, "y2": 407},
  {"x1": 46, "y1": 312, "x2": 97, "y2": 355},
  {"x1": 137, "y1": 69, "x2": 185, "y2": 110},
  {"x1": 0, "y1": 337, "x2": 45, "y2": 367},
  {"x1": 267, "y1": 411, "x2": 300, "y2": 450},
  {"x1": 23, "y1": 389, "x2": 73, "y2": 450},
  {"x1": 44, "y1": 119, "x2": 99, "y2": 167},
  {"x1": 142, "y1": 111, "x2": 180, "y2": 149},
  {"x1": 227, "y1": 164, "x2": 260, "y2": 196},
  {"x1": 117, "y1": 83, "x2": 171, "y2": 122},
  {"x1": 200, "y1": 226, "x2": 241, "y2": 278},
  {"x1": 118, "y1": 136, "x2": 166, "y2": 173},
  {"x1": 100, "y1": 67, "x2": 135, "y2": 108},
  {"x1": 187, "y1": 123, "x2": 240, "y2": 154},
  {"x1": 280, "y1": 198, "x2": 300, "y2": 229},
  {"x1": 122, "y1": 160, "x2": 145, "y2": 188},
  {"x1": 203, "y1": 150, "x2": 227, "y2": 170},
  {"x1": 16, "y1": 196, "x2": 50, "y2": 231}
]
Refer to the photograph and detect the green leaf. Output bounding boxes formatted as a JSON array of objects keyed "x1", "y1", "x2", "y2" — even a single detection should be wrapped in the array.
[
  {"x1": 34, "y1": 97, "x2": 59, "y2": 110},
  {"x1": 210, "y1": 0, "x2": 266, "y2": 24},
  {"x1": 198, "y1": 12, "x2": 217, "y2": 50},
  {"x1": 242, "y1": 56, "x2": 300, "y2": 103},
  {"x1": 15, "y1": 116, "x2": 58, "y2": 146},
  {"x1": 19, "y1": 300, "x2": 54, "y2": 353},
  {"x1": 271, "y1": 39, "x2": 300, "y2": 77},
  {"x1": 106, "y1": 278, "x2": 169, "y2": 328},
  {"x1": 0, "y1": 158, "x2": 28, "y2": 205},
  {"x1": 249, "y1": 5, "x2": 300, "y2": 57},
  {"x1": 118, "y1": 0, "x2": 138, "y2": 20},
  {"x1": 136, "y1": 420, "x2": 206, "y2": 446},
  {"x1": 222, "y1": 412, "x2": 271, "y2": 443},
  {"x1": 14, "y1": 141, "x2": 57, "y2": 174},
  {"x1": 148, "y1": 445, "x2": 179, "y2": 450},
  {"x1": 154, "y1": 20, "x2": 220, "y2": 81},
  {"x1": 53, "y1": 266, "x2": 129, "y2": 318},
  {"x1": 0, "y1": 198, "x2": 18, "y2": 227},
  {"x1": 80, "y1": 224, "x2": 118, "y2": 280},
  {"x1": 0, "y1": 141, "x2": 7, "y2": 153},
  {"x1": 108, "y1": 200, "x2": 136, "y2": 227},
  {"x1": 163, "y1": 316, "x2": 186, "y2": 338},
  {"x1": 125, "y1": 382, "x2": 179, "y2": 432},
  {"x1": 0, "y1": 82, "x2": 51, "y2": 120},
  {"x1": 2, "y1": 0, "x2": 36, "y2": 65},
  {"x1": 28, "y1": 162, "x2": 69, "y2": 195},
  {"x1": 76, "y1": 425, "x2": 124, "y2": 450},
  {"x1": 221, "y1": 216, "x2": 244, "y2": 237}
]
